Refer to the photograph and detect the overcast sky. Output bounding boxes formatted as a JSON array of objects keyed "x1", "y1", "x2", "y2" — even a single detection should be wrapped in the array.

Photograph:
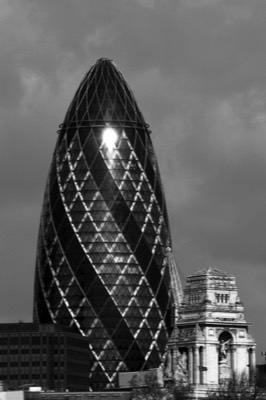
[{"x1": 0, "y1": 0, "x2": 266, "y2": 360}]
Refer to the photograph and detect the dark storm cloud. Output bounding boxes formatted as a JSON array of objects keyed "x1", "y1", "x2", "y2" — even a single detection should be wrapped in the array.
[{"x1": 0, "y1": 0, "x2": 266, "y2": 357}]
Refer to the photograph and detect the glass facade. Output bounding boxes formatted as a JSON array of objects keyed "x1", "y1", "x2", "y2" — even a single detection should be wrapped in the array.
[{"x1": 33, "y1": 59, "x2": 181, "y2": 389}]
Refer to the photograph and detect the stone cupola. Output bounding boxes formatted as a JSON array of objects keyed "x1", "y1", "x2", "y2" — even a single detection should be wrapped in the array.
[{"x1": 179, "y1": 267, "x2": 245, "y2": 324}]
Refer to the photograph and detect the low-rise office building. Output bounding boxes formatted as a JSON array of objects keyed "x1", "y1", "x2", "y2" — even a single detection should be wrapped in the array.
[{"x1": 0, "y1": 323, "x2": 90, "y2": 391}]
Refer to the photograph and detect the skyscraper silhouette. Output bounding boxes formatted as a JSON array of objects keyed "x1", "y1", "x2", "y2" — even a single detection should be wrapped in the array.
[{"x1": 33, "y1": 58, "x2": 182, "y2": 389}]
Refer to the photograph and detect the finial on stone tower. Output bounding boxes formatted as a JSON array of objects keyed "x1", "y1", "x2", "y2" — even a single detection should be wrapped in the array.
[{"x1": 165, "y1": 247, "x2": 183, "y2": 324}]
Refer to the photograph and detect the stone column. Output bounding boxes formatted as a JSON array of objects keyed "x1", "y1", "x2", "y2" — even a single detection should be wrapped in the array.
[
  {"x1": 173, "y1": 348, "x2": 178, "y2": 376},
  {"x1": 249, "y1": 348, "x2": 256, "y2": 382},
  {"x1": 230, "y1": 346, "x2": 236, "y2": 374},
  {"x1": 165, "y1": 348, "x2": 172, "y2": 378},
  {"x1": 199, "y1": 346, "x2": 205, "y2": 385},
  {"x1": 188, "y1": 347, "x2": 193, "y2": 384},
  {"x1": 193, "y1": 346, "x2": 199, "y2": 385}
]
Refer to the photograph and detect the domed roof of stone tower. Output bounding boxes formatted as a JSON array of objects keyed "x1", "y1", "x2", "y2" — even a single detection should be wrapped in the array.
[{"x1": 190, "y1": 266, "x2": 233, "y2": 278}]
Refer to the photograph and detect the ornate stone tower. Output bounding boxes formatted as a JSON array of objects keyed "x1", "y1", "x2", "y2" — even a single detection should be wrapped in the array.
[{"x1": 165, "y1": 267, "x2": 256, "y2": 387}]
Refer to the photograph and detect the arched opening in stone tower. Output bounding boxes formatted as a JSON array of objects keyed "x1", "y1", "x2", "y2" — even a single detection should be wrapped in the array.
[{"x1": 218, "y1": 331, "x2": 233, "y2": 382}]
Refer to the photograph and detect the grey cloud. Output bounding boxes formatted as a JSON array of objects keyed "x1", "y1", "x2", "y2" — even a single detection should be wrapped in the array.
[{"x1": 0, "y1": 0, "x2": 265, "y2": 356}]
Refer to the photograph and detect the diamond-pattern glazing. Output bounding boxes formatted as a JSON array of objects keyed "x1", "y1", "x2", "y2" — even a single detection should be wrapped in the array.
[{"x1": 33, "y1": 59, "x2": 180, "y2": 390}]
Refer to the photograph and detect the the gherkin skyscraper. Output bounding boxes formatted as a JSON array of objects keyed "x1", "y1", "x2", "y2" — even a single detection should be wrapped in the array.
[{"x1": 33, "y1": 58, "x2": 182, "y2": 389}]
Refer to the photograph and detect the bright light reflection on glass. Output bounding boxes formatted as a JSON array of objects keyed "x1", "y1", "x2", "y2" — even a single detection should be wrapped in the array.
[{"x1": 102, "y1": 127, "x2": 118, "y2": 151}]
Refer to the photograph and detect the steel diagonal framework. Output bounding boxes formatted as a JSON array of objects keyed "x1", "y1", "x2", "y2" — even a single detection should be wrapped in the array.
[{"x1": 33, "y1": 59, "x2": 182, "y2": 389}]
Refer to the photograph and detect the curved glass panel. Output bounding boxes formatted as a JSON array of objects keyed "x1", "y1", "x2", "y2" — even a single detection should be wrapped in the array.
[{"x1": 33, "y1": 59, "x2": 180, "y2": 390}]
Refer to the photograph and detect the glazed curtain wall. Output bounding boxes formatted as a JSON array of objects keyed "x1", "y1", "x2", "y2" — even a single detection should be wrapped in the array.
[{"x1": 33, "y1": 59, "x2": 176, "y2": 389}]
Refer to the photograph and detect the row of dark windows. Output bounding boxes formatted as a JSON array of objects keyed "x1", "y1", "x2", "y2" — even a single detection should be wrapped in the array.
[
  {"x1": 0, "y1": 348, "x2": 67, "y2": 355},
  {"x1": 0, "y1": 361, "x2": 49, "y2": 367},
  {"x1": 0, "y1": 336, "x2": 66, "y2": 345},
  {"x1": 4, "y1": 374, "x2": 48, "y2": 380}
]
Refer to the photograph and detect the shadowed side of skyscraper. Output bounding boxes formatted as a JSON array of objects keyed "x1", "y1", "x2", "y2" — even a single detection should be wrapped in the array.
[{"x1": 33, "y1": 59, "x2": 182, "y2": 389}]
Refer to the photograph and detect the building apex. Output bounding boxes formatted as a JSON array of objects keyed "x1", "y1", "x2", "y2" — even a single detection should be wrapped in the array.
[
  {"x1": 94, "y1": 57, "x2": 114, "y2": 67},
  {"x1": 60, "y1": 56, "x2": 147, "y2": 134}
]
